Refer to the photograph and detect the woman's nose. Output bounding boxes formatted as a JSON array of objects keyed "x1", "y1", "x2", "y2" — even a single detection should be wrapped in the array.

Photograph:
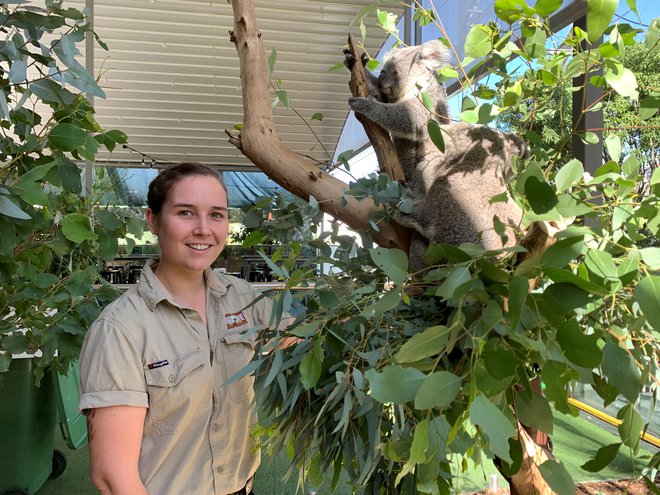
[{"x1": 193, "y1": 218, "x2": 210, "y2": 235}]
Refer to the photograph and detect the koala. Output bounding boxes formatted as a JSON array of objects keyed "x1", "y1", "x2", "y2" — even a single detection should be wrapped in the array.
[
  {"x1": 401, "y1": 123, "x2": 526, "y2": 268},
  {"x1": 346, "y1": 41, "x2": 526, "y2": 269},
  {"x1": 346, "y1": 40, "x2": 451, "y2": 181}
]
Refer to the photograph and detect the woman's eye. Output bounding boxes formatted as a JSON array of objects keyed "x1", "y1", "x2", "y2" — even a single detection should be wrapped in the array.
[
  {"x1": 178, "y1": 210, "x2": 194, "y2": 217},
  {"x1": 211, "y1": 212, "x2": 225, "y2": 220}
]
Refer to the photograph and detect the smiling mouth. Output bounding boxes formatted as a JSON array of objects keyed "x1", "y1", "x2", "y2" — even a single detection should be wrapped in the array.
[{"x1": 188, "y1": 243, "x2": 212, "y2": 251}]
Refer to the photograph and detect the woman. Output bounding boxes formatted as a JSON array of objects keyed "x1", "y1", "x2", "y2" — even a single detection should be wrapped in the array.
[{"x1": 80, "y1": 162, "x2": 271, "y2": 494}]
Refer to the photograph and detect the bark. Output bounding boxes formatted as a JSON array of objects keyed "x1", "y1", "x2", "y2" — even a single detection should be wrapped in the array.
[
  {"x1": 227, "y1": 0, "x2": 411, "y2": 251},
  {"x1": 345, "y1": 34, "x2": 405, "y2": 182}
]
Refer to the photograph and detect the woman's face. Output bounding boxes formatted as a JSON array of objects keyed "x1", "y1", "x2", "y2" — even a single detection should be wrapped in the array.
[{"x1": 146, "y1": 174, "x2": 228, "y2": 276}]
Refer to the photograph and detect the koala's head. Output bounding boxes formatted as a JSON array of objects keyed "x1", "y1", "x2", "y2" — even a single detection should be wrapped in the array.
[{"x1": 377, "y1": 40, "x2": 451, "y2": 102}]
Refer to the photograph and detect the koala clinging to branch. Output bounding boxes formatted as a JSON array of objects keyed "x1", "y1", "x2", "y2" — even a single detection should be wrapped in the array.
[
  {"x1": 345, "y1": 40, "x2": 526, "y2": 268},
  {"x1": 345, "y1": 40, "x2": 451, "y2": 181}
]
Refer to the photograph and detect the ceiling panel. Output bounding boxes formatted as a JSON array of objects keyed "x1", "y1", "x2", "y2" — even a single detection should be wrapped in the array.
[{"x1": 69, "y1": 0, "x2": 403, "y2": 169}]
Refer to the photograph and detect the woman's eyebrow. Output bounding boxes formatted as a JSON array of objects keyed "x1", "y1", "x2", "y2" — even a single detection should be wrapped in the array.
[{"x1": 171, "y1": 203, "x2": 228, "y2": 211}]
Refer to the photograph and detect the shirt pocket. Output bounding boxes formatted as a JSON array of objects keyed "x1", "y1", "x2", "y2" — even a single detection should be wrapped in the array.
[
  {"x1": 144, "y1": 348, "x2": 209, "y2": 435},
  {"x1": 220, "y1": 332, "x2": 257, "y2": 404}
]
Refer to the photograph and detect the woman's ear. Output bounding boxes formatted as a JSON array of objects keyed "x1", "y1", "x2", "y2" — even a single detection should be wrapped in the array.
[{"x1": 145, "y1": 209, "x2": 158, "y2": 235}]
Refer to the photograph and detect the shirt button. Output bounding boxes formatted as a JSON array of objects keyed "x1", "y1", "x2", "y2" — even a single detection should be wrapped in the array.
[
  {"x1": 216, "y1": 466, "x2": 224, "y2": 474},
  {"x1": 213, "y1": 423, "x2": 221, "y2": 431},
  {"x1": 168, "y1": 375, "x2": 176, "y2": 383}
]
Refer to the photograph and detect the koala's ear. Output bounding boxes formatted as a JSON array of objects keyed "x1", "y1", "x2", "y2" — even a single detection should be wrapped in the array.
[{"x1": 419, "y1": 40, "x2": 451, "y2": 69}]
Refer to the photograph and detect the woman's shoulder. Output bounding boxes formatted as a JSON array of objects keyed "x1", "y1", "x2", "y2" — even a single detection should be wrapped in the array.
[
  {"x1": 92, "y1": 285, "x2": 149, "y2": 330},
  {"x1": 211, "y1": 270, "x2": 255, "y2": 292}
]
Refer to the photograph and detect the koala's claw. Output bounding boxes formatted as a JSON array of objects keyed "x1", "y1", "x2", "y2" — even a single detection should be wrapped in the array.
[
  {"x1": 343, "y1": 49, "x2": 370, "y2": 70},
  {"x1": 348, "y1": 96, "x2": 370, "y2": 113}
]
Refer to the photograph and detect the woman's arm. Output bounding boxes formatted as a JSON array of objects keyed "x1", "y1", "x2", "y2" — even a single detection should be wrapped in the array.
[{"x1": 87, "y1": 405, "x2": 148, "y2": 495}]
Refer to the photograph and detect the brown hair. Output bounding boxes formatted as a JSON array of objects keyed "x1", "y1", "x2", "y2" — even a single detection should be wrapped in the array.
[{"x1": 147, "y1": 162, "x2": 227, "y2": 214}]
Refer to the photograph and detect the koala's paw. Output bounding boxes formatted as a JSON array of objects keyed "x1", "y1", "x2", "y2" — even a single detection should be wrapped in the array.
[
  {"x1": 343, "y1": 49, "x2": 369, "y2": 70},
  {"x1": 348, "y1": 96, "x2": 372, "y2": 114},
  {"x1": 393, "y1": 212, "x2": 426, "y2": 235}
]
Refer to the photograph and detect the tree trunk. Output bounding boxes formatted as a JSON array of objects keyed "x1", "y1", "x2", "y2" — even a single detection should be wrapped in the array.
[{"x1": 227, "y1": 0, "x2": 410, "y2": 252}]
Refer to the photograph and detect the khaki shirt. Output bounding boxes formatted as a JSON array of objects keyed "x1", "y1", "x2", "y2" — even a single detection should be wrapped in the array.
[{"x1": 79, "y1": 260, "x2": 274, "y2": 495}]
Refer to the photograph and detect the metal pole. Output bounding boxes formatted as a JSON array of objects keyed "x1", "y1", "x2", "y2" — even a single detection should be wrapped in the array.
[
  {"x1": 85, "y1": 0, "x2": 95, "y2": 196},
  {"x1": 572, "y1": 14, "x2": 603, "y2": 176}
]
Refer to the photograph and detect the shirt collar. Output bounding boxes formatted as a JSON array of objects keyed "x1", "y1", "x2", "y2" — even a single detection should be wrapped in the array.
[{"x1": 138, "y1": 258, "x2": 230, "y2": 311}]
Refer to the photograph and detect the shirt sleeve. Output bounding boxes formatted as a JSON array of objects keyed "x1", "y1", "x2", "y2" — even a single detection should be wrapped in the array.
[{"x1": 79, "y1": 317, "x2": 149, "y2": 411}]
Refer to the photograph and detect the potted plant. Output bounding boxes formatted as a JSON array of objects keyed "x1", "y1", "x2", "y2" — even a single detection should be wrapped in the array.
[{"x1": 0, "y1": 2, "x2": 138, "y2": 493}]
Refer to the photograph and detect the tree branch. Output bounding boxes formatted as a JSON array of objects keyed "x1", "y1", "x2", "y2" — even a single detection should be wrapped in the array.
[
  {"x1": 227, "y1": 0, "x2": 410, "y2": 251},
  {"x1": 346, "y1": 34, "x2": 405, "y2": 182}
]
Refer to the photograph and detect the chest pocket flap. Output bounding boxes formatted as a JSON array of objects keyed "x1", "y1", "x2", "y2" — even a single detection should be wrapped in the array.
[
  {"x1": 221, "y1": 330, "x2": 257, "y2": 348},
  {"x1": 145, "y1": 349, "x2": 205, "y2": 387}
]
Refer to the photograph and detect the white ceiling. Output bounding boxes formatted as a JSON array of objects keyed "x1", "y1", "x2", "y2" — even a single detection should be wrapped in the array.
[{"x1": 71, "y1": 0, "x2": 404, "y2": 170}]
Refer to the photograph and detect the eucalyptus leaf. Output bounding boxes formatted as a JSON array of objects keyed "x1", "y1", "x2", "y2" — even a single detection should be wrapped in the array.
[
  {"x1": 507, "y1": 275, "x2": 528, "y2": 330},
  {"x1": 639, "y1": 247, "x2": 660, "y2": 270},
  {"x1": 584, "y1": 249, "x2": 618, "y2": 283},
  {"x1": 464, "y1": 24, "x2": 492, "y2": 58},
  {"x1": 639, "y1": 93, "x2": 660, "y2": 120},
  {"x1": 513, "y1": 391, "x2": 553, "y2": 435},
  {"x1": 604, "y1": 134, "x2": 622, "y2": 163},
  {"x1": 557, "y1": 320, "x2": 603, "y2": 368},
  {"x1": 11, "y1": 180, "x2": 48, "y2": 206},
  {"x1": 435, "y1": 266, "x2": 471, "y2": 301},
  {"x1": 586, "y1": 0, "x2": 618, "y2": 43},
  {"x1": 581, "y1": 443, "x2": 622, "y2": 472},
  {"x1": 534, "y1": 0, "x2": 562, "y2": 17},
  {"x1": 365, "y1": 365, "x2": 426, "y2": 404},
  {"x1": 482, "y1": 340, "x2": 519, "y2": 380},
  {"x1": 493, "y1": 0, "x2": 533, "y2": 23},
  {"x1": 617, "y1": 404, "x2": 642, "y2": 450},
  {"x1": 634, "y1": 275, "x2": 660, "y2": 331},
  {"x1": 554, "y1": 159, "x2": 583, "y2": 192},
  {"x1": 369, "y1": 247, "x2": 408, "y2": 285},
  {"x1": 289, "y1": 321, "x2": 320, "y2": 338},
  {"x1": 604, "y1": 59, "x2": 639, "y2": 100},
  {"x1": 2, "y1": 334, "x2": 29, "y2": 355},
  {"x1": 299, "y1": 337, "x2": 324, "y2": 389},
  {"x1": 540, "y1": 236, "x2": 584, "y2": 268},
  {"x1": 394, "y1": 325, "x2": 451, "y2": 364},
  {"x1": 0, "y1": 195, "x2": 31, "y2": 220},
  {"x1": 48, "y1": 123, "x2": 87, "y2": 151},
  {"x1": 8, "y1": 59, "x2": 27, "y2": 84},
  {"x1": 60, "y1": 213, "x2": 97, "y2": 243},
  {"x1": 97, "y1": 230, "x2": 119, "y2": 261},
  {"x1": 541, "y1": 283, "x2": 597, "y2": 315},
  {"x1": 469, "y1": 394, "x2": 516, "y2": 463},
  {"x1": 538, "y1": 460, "x2": 575, "y2": 495},
  {"x1": 414, "y1": 371, "x2": 462, "y2": 410},
  {"x1": 525, "y1": 176, "x2": 558, "y2": 214},
  {"x1": 427, "y1": 119, "x2": 445, "y2": 152},
  {"x1": 408, "y1": 418, "x2": 430, "y2": 465},
  {"x1": 602, "y1": 341, "x2": 642, "y2": 403},
  {"x1": 360, "y1": 288, "x2": 401, "y2": 317}
]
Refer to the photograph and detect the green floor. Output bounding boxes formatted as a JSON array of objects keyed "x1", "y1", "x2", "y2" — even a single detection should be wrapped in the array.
[{"x1": 35, "y1": 411, "x2": 655, "y2": 495}]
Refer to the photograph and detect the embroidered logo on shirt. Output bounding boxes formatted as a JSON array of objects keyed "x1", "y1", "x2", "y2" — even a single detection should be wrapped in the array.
[
  {"x1": 225, "y1": 311, "x2": 248, "y2": 329},
  {"x1": 147, "y1": 360, "x2": 169, "y2": 370}
]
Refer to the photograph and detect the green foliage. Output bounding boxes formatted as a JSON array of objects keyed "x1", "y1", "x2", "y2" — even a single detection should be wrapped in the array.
[
  {"x1": 239, "y1": 1, "x2": 659, "y2": 493},
  {"x1": 0, "y1": 0, "x2": 135, "y2": 381}
]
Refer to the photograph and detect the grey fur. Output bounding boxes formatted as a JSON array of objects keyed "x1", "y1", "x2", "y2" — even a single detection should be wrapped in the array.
[
  {"x1": 347, "y1": 40, "x2": 451, "y2": 181},
  {"x1": 347, "y1": 41, "x2": 525, "y2": 269}
]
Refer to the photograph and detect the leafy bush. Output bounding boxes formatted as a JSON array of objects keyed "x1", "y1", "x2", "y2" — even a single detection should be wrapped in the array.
[
  {"x1": 0, "y1": 0, "x2": 138, "y2": 381},
  {"x1": 245, "y1": 1, "x2": 659, "y2": 494}
]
